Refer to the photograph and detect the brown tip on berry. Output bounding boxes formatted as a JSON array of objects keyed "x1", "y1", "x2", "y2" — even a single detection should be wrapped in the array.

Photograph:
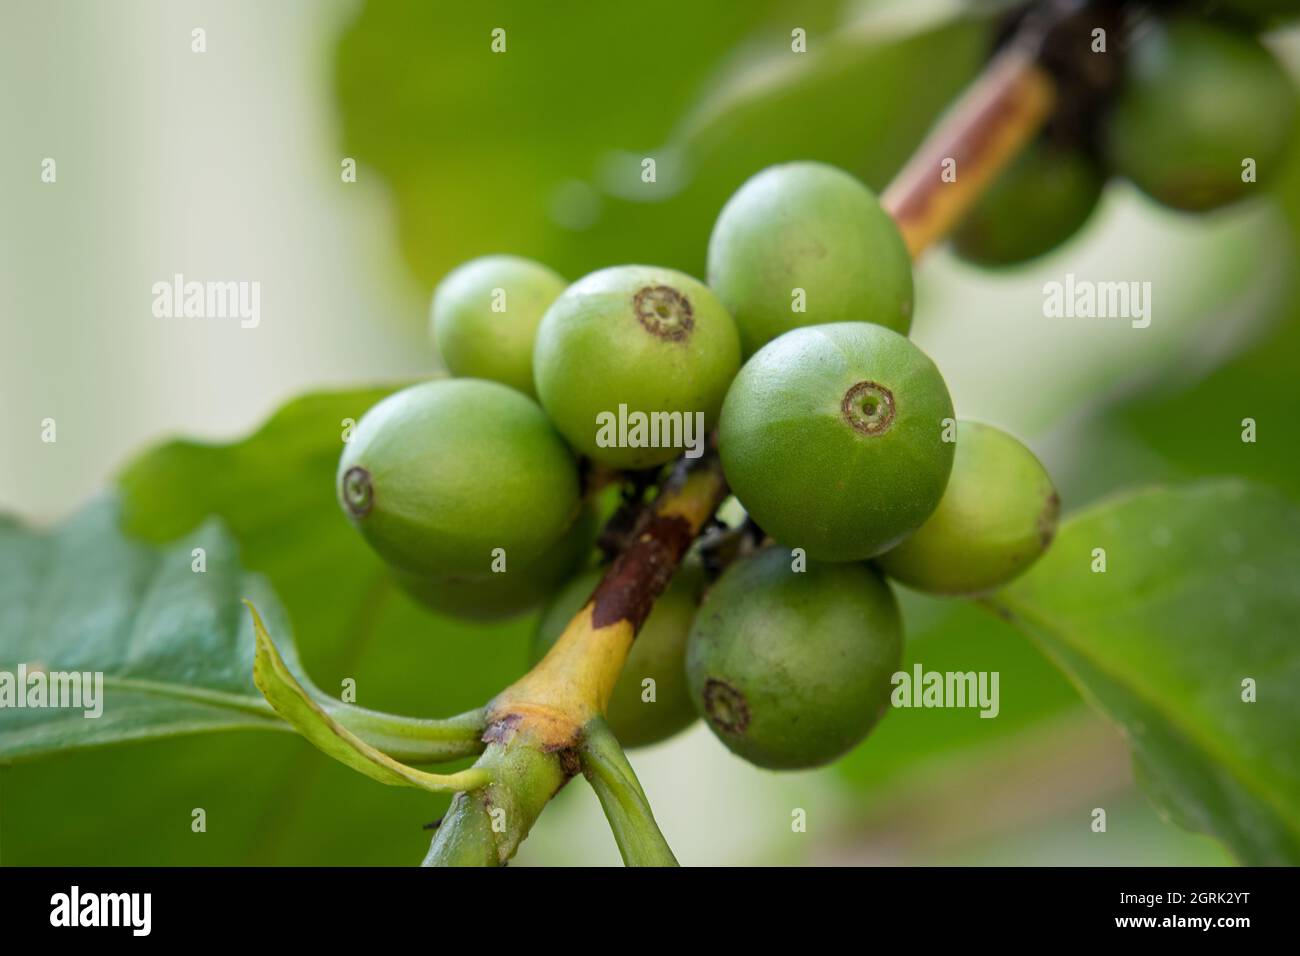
[
  {"x1": 703, "y1": 678, "x2": 750, "y2": 734},
  {"x1": 841, "y1": 381, "x2": 895, "y2": 436},
  {"x1": 1038, "y1": 491, "x2": 1061, "y2": 549},
  {"x1": 342, "y1": 466, "x2": 374, "y2": 517},
  {"x1": 633, "y1": 285, "x2": 694, "y2": 341}
]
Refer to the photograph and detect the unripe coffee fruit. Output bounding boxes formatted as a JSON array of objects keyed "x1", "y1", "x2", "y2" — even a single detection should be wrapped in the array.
[
  {"x1": 719, "y1": 322, "x2": 955, "y2": 561},
  {"x1": 1103, "y1": 18, "x2": 1297, "y2": 212},
  {"x1": 393, "y1": 504, "x2": 597, "y2": 622},
  {"x1": 707, "y1": 162, "x2": 913, "y2": 357},
  {"x1": 686, "y1": 547, "x2": 902, "y2": 770},
  {"x1": 877, "y1": 421, "x2": 1059, "y2": 595},
  {"x1": 533, "y1": 265, "x2": 741, "y2": 469},
  {"x1": 532, "y1": 557, "x2": 704, "y2": 747},
  {"x1": 953, "y1": 141, "x2": 1105, "y2": 266},
  {"x1": 431, "y1": 255, "x2": 566, "y2": 397},
  {"x1": 338, "y1": 379, "x2": 580, "y2": 578}
]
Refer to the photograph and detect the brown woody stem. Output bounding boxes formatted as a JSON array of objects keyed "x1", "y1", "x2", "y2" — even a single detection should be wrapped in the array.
[
  {"x1": 879, "y1": 0, "x2": 1116, "y2": 256},
  {"x1": 882, "y1": 44, "x2": 1056, "y2": 257}
]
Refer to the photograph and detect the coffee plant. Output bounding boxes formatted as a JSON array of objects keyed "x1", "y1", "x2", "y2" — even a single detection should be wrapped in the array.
[{"x1": 3, "y1": 0, "x2": 1299, "y2": 867}]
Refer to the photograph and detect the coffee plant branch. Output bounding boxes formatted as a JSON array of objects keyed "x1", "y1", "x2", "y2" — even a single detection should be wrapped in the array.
[
  {"x1": 880, "y1": 0, "x2": 1103, "y2": 255},
  {"x1": 409, "y1": 1, "x2": 1099, "y2": 866},
  {"x1": 424, "y1": 455, "x2": 728, "y2": 865},
  {"x1": 882, "y1": 39, "x2": 1054, "y2": 256}
]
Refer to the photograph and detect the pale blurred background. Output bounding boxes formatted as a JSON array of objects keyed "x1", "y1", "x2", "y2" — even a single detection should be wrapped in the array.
[
  {"x1": 2, "y1": 0, "x2": 1295, "y2": 865},
  {"x1": 0, "y1": 0, "x2": 429, "y2": 522}
]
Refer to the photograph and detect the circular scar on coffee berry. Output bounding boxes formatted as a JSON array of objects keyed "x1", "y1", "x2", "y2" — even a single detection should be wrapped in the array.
[
  {"x1": 841, "y1": 381, "x2": 896, "y2": 435},
  {"x1": 341, "y1": 466, "x2": 374, "y2": 517},
  {"x1": 703, "y1": 678, "x2": 750, "y2": 734},
  {"x1": 633, "y1": 285, "x2": 694, "y2": 341}
]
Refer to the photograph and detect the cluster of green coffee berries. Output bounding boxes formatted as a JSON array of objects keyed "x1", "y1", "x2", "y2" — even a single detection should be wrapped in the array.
[
  {"x1": 331, "y1": 0, "x2": 1300, "y2": 767},
  {"x1": 954, "y1": 4, "x2": 1297, "y2": 266},
  {"x1": 335, "y1": 149, "x2": 1070, "y2": 771}
]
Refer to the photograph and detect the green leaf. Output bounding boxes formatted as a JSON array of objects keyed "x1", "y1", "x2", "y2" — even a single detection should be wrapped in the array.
[
  {"x1": 659, "y1": 0, "x2": 1001, "y2": 164},
  {"x1": 0, "y1": 500, "x2": 287, "y2": 761},
  {"x1": 0, "y1": 499, "x2": 489, "y2": 767},
  {"x1": 248, "y1": 602, "x2": 488, "y2": 792},
  {"x1": 117, "y1": 387, "x2": 399, "y2": 687},
  {"x1": 992, "y1": 480, "x2": 1300, "y2": 864}
]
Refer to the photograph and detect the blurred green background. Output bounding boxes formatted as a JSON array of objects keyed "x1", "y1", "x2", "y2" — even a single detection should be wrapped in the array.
[{"x1": 1, "y1": 0, "x2": 1297, "y2": 865}]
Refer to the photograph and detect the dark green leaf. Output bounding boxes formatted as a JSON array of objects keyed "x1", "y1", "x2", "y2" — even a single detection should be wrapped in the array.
[
  {"x1": 0, "y1": 501, "x2": 287, "y2": 761},
  {"x1": 992, "y1": 480, "x2": 1300, "y2": 864}
]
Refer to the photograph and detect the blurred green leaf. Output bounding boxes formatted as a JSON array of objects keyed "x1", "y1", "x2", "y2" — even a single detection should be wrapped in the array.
[
  {"x1": 334, "y1": 0, "x2": 988, "y2": 292},
  {"x1": 1100, "y1": 149, "x2": 1300, "y2": 503},
  {"x1": 117, "y1": 387, "x2": 396, "y2": 685},
  {"x1": 1105, "y1": 311, "x2": 1300, "y2": 503},
  {"x1": 993, "y1": 480, "x2": 1300, "y2": 864},
  {"x1": 1043, "y1": 101, "x2": 1300, "y2": 508}
]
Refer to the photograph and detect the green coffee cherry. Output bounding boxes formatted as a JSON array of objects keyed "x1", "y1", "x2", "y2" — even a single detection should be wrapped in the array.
[
  {"x1": 431, "y1": 255, "x2": 566, "y2": 397},
  {"x1": 532, "y1": 558, "x2": 705, "y2": 747},
  {"x1": 707, "y1": 162, "x2": 914, "y2": 357},
  {"x1": 686, "y1": 547, "x2": 902, "y2": 770},
  {"x1": 877, "y1": 421, "x2": 1059, "y2": 596},
  {"x1": 338, "y1": 379, "x2": 580, "y2": 578},
  {"x1": 719, "y1": 322, "x2": 955, "y2": 562},
  {"x1": 952, "y1": 140, "x2": 1105, "y2": 266},
  {"x1": 393, "y1": 504, "x2": 597, "y2": 622},
  {"x1": 533, "y1": 265, "x2": 741, "y2": 469},
  {"x1": 1104, "y1": 17, "x2": 1297, "y2": 212}
]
